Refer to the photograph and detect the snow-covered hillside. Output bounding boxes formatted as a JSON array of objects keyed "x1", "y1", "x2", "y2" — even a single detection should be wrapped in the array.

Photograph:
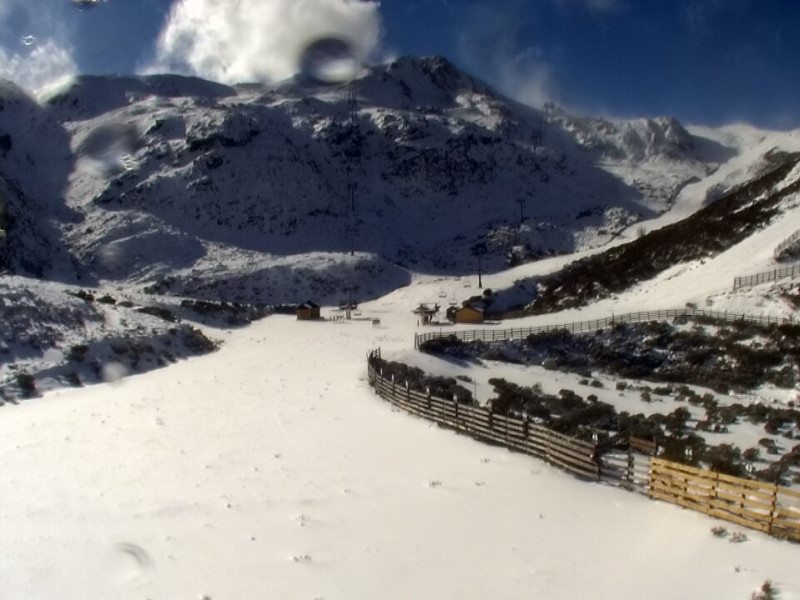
[
  {"x1": 2, "y1": 55, "x2": 800, "y2": 398},
  {"x1": 5, "y1": 56, "x2": 779, "y2": 291},
  {"x1": 2, "y1": 55, "x2": 800, "y2": 599},
  {"x1": 1, "y1": 289, "x2": 799, "y2": 600}
]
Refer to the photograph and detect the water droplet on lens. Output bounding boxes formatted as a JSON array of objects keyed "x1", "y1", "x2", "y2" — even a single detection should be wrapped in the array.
[
  {"x1": 298, "y1": 36, "x2": 360, "y2": 85},
  {"x1": 43, "y1": 348, "x2": 64, "y2": 363},
  {"x1": 98, "y1": 243, "x2": 124, "y2": 269},
  {"x1": 102, "y1": 362, "x2": 128, "y2": 384}
]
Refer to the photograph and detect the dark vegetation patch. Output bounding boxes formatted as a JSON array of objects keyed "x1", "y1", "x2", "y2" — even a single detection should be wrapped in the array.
[
  {"x1": 1, "y1": 326, "x2": 219, "y2": 401},
  {"x1": 368, "y1": 353, "x2": 476, "y2": 406},
  {"x1": 783, "y1": 287, "x2": 800, "y2": 310},
  {"x1": 519, "y1": 153, "x2": 800, "y2": 314},
  {"x1": 136, "y1": 305, "x2": 179, "y2": 322},
  {"x1": 419, "y1": 317, "x2": 800, "y2": 483},
  {"x1": 422, "y1": 319, "x2": 800, "y2": 394},
  {"x1": 178, "y1": 298, "x2": 272, "y2": 326}
]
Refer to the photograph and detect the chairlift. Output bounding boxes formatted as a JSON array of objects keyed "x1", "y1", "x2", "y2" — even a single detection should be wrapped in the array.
[{"x1": 463, "y1": 279, "x2": 472, "y2": 288}]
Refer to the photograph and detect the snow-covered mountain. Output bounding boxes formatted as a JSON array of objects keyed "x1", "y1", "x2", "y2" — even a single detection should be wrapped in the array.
[
  {"x1": 3, "y1": 56, "x2": 768, "y2": 296},
  {"x1": 2, "y1": 55, "x2": 800, "y2": 398}
]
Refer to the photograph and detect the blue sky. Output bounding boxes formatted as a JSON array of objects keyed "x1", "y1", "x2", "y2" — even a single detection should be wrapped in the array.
[{"x1": 1, "y1": 0, "x2": 799, "y2": 129}]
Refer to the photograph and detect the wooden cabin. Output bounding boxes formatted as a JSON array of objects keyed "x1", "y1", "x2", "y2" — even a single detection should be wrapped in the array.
[
  {"x1": 453, "y1": 305, "x2": 484, "y2": 324},
  {"x1": 296, "y1": 301, "x2": 321, "y2": 320}
]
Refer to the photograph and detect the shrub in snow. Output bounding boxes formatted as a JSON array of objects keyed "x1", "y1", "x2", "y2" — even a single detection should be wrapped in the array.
[
  {"x1": 369, "y1": 355, "x2": 475, "y2": 405},
  {"x1": 135, "y1": 305, "x2": 178, "y2": 322},
  {"x1": 742, "y1": 447, "x2": 760, "y2": 462},
  {"x1": 751, "y1": 580, "x2": 775, "y2": 600},
  {"x1": 552, "y1": 402, "x2": 616, "y2": 438},
  {"x1": 63, "y1": 371, "x2": 82, "y2": 387},
  {"x1": 66, "y1": 289, "x2": 95, "y2": 303},
  {"x1": 419, "y1": 335, "x2": 470, "y2": 358},
  {"x1": 487, "y1": 378, "x2": 548, "y2": 418},
  {"x1": 701, "y1": 443, "x2": 744, "y2": 477},
  {"x1": 710, "y1": 526, "x2": 727, "y2": 537},
  {"x1": 664, "y1": 407, "x2": 691, "y2": 436},
  {"x1": 66, "y1": 344, "x2": 89, "y2": 362},
  {"x1": 179, "y1": 326, "x2": 218, "y2": 354},
  {"x1": 658, "y1": 434, "x2": 704, "y2": 465},
  {"x1": 15, "y1": 371, "x2": 36, "y2": 398}
]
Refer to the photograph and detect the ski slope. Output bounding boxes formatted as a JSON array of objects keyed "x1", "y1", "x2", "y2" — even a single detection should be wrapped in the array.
[{"x1": 1, "y1": 284, "x2": 798, "y2": 600}]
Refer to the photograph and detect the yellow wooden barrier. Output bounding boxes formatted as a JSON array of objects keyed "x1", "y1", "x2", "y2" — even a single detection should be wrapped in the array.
[{"x1": 649, "y1": 458, "x2": 800, "y2": 541}]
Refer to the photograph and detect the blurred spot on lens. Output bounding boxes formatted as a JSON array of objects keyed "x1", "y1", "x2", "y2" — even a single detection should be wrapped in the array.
[
  {"x1": 297, "y1": 36, "x2": 360, "y2": 85},
  {"x1": 102, "y1": 362, "x2": 128, "y2": 384},
  {"x1": 78, "y1": 122, "x2": 140, "y2": 174}
]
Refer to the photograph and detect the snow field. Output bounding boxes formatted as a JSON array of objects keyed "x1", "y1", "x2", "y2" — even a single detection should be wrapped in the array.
[{"x1": 1, "y1": 312, "x2": 799, "y2": 600}]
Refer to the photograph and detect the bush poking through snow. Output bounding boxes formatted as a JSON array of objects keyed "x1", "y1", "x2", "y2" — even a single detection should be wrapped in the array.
[
  {"x1": 751, "y1": 580, "x2": 775, "y2": 600},
  {"x1": 368, "y1": 354, "x2": 476, "y2": 405},
  {"x1": 710, "y1": 526, "x2": 727, "y2": 537},
  {"x1": 15, "y1": 371, "x2": 36, "y2": 398}
]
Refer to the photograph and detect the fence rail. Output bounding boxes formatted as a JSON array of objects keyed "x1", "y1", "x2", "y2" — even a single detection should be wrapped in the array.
[
  {"x1": 368, "y1": 348, "x2": 600, "y2": 480},
  {"x1": 733, "y1": 263, "x2": 800, "y2": 291},
  {"x1": 649, "y1": 458, "x2": 800, "y2": 541},
  {"x1": 774, "y1": 229, "x2": 800, "y2": 261},
  {"x1": 414, "y1": 308, "x2": 796, "y2": 348},
  {"x1": 600, "y1": 451, "x2": 651, "y2": 494},
  {"x1": 368, "y1": 349, "x2": 800, "y2": 542}
]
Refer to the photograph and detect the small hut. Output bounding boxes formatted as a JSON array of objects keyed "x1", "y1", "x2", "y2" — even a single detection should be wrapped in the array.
[
  {"x1": 453, "y1": 305, "x2": 484, "y2": 324},
  {"x1": 412, "y1": 303, "x2": 440, "y2": 326},
  {"x1": 296, "y1": 301, "x2": 321, "y2": 320}
]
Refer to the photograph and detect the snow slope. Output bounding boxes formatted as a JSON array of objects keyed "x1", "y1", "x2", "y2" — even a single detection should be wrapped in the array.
[
  {"x1": 1, "y1": 134, "x2": 799, "y2": 600},
  {"x1": 3, "y1": 55, "x2": 800, "y2": 404},
  {"x1": 1, "y1": 312, "x2": 798, "y2": 600}
]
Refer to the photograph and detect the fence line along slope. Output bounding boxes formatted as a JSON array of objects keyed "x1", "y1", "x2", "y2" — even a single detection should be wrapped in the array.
[{"x1": 415, "y1": 307, "x2": 798, "y2": 348}]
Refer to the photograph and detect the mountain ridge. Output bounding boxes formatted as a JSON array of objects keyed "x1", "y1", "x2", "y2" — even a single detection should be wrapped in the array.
[{"x1": 2, "y1": 56, "x2": 800, "y2": 398}]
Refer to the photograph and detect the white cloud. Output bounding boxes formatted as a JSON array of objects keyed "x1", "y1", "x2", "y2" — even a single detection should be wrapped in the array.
[
  {"x1": 0, "y1": 38, "x2": 78, "y2": 93},
  {"x1": 143, "y1": 0, "x2": 383, "y2": 84},
  {"x1": 456, "y1": 5, "x2": 557, "y2": 109},
  {"x1": 496, "y1": 47, "x2": 554, "y2": 108},
  {"x1": 0, "y1": 0, "x2": 78, "y2": 93}
]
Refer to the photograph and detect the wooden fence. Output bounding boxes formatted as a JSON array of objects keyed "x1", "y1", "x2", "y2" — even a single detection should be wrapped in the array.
[
  {"x1": 733, "y1": 263, "x2": 800, "y2": 291},
  {"x1": 367, "y1": 349, "x2": 600, "y2": 480},
  {"x1": 774, "y1": 229, "x2": 800, "y2": 261},
  {"x1": 368, "y1": 349, "x2": 800, "y2": 542},
  {"x1": 414, "y1": 308, "x2": 797, "y2": 348},
  {"x1": 648, "y1": 458, "x2": 800, "y2": 541},
  {"x1": 599, "y1": 450, "x2": 652, "y2": 495}
]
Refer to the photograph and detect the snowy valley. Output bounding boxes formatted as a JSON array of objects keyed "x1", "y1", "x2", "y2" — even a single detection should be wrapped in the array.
[{"x1": 1, "y1": 56, "x2": 800, "y2": 599}]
